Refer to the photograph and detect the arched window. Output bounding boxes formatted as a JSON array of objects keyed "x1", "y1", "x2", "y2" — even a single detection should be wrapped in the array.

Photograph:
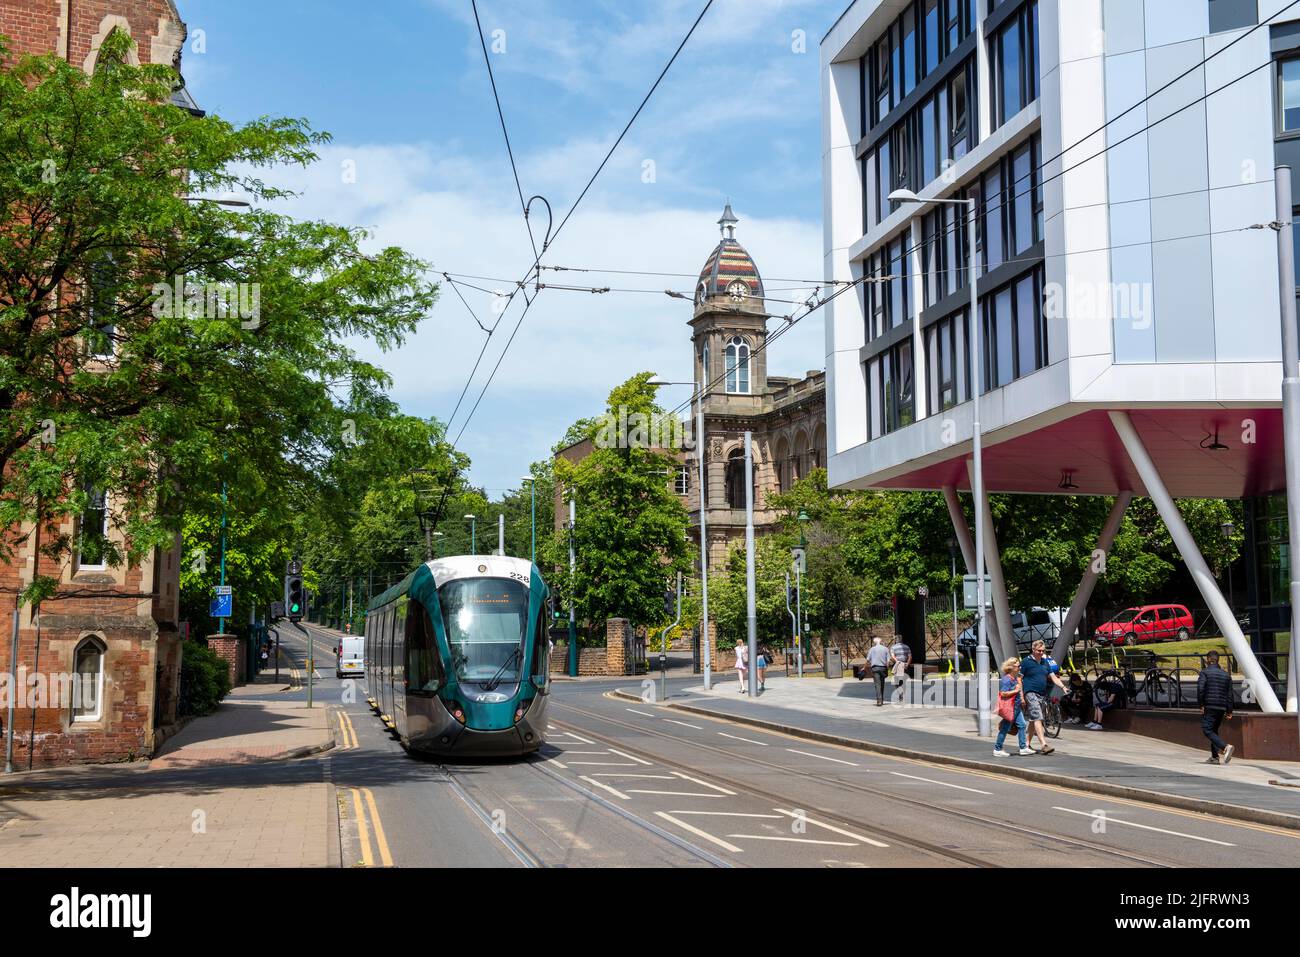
[
  {"x1": 77, "y1": 482, "x2": 109, "y2": 569},
  {"x1": 725, "y1": 448, "x2": 748, "y2": 508},
  {"x1": 701, "y1": 341, "x2": 710, "y2": 385},
  {"x1": 73, "y1": 636, "x2": 106, "y2": 722},
  {"x1": 725, "y1": 336, "x2": 750, "y2": 394}
]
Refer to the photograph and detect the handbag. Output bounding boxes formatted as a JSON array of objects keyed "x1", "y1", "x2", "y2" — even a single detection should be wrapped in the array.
[{"x1": 996, "y1": 693, "x2": 1016, "y2": 723}]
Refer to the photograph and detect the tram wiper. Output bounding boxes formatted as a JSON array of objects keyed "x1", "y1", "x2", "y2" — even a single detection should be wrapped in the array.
[{"x1": 482, "y1": 647, "x2": 521, "y2": 692}]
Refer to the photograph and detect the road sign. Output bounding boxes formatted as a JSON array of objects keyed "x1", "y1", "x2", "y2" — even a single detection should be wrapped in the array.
[
  {"x1": 214, "y1": 585, "x2": 232, "y2": 596},
  {"x1": 210, "y1": 593, "x2": 232, "y2": 618},
  {"x1": 791, "y1": 546, "x2": 806, "y2": 574},
  {"x1": 962, "y1": 574, "x2": 992, "y2": 610}
]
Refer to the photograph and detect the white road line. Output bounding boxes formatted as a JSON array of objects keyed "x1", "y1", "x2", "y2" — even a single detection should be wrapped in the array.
[
  {"x1": 1051, "y1": 807, "x2": 1237, "y2": 846},
  {"x1": 664, "y1": 719, "x2": 704, "y2": 730},
  {"x1": 773, "y1": 809, "x2": 890, "y2": 848},
  {"x1": 591, "y1": 773, "x2": 678, "y2": 780},
  {"x1": 627, "y1": 790, "x2": 727, "y2": 798},
  {"x1": 718, "y1": 732, "x2": 769, "y2": 746},
  {"x1": 626, "y1": 708, "x2": 655, "y2": 717},
  {"x1": 667, "y1": 811, "x2": 784, "y2": 819},
  {"x1": 553, "y1": 750, "x2": 606, "y2": 755},
  {"x1": 558, "y1": 731, "x2": 597, "y2": 744},
  {"x1": 607, "y1": 748, "x2": 653, "y2": 766},
  {"x1": 566, "y1": 761, "x2": 640, "y2": 767},
  {"x1": 671, "y1": 771, "x2": 736, "y2": 795},
  {"x1": 655, "y1": 812, "x2": 743, "y2": 853},
  {"x1": 889, "y1": 771, "x2": 992, "y2": 795},
  {"x1": 579, "y1": 776, "x2": 630, "y2": 800},
  {"x1": 726, "y1": 834, "x2": 857, "y2": 846},
  {"x1": 786, "y1": 748, "x2": 858, "y2": 766},
  {"x1": 548, "y1": 759, "x2": 568, "y2": 769}
]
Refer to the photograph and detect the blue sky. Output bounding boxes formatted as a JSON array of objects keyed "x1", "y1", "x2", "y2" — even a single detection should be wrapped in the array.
[{"x1": 180, "y1": 0, "x2": 832, "y2": 496}]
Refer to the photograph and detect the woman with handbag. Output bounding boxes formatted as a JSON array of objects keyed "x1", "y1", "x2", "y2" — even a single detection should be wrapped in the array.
[{"x1": 994, "y1": 657, "x2": 1034, "y2": 757}]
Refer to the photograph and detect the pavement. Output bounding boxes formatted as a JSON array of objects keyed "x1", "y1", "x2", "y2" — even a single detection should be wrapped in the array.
[
  {"x1": 0, "y1": 652, "x2": 340, "y2": 868},
  {"x1": 638, "y1": 671, "x2": 1300, "y2": 829}
]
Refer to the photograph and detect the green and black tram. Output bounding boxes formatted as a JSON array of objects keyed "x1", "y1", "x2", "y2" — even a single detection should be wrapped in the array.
[{"x1": 364, "y1": 555, "x2": 551, "y2": 757}]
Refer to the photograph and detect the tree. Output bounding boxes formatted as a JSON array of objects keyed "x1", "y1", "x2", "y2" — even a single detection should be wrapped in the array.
[
  {"x1": 0, "y1": 32, "x2": 437, "y2": 601},
  {"x1": 547, "y1": 374, "x2": 692, "y2": 629}
]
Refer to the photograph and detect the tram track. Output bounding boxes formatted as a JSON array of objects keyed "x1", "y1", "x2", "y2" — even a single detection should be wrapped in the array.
[{"x1": 550, "y1": 700, "x2": 1181, "y2": 869}]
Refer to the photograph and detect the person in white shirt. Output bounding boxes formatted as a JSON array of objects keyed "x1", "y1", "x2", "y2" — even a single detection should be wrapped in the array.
[{"x1": 734, "y1": 642, "x2": 748, "y2": 693}]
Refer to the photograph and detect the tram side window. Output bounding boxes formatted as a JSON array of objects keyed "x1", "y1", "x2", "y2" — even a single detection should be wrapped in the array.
[{"x1": 407, "y1": 600, "x2": 445, "y2": 693}]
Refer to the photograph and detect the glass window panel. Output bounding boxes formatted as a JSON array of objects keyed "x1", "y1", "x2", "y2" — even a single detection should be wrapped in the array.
[
  {"x1": 925, "y1": 0, "x2": 941, "y2": 76},
  {"x1": 876, "y1": 36, "x2": 891, "y2": 122},
  {"x1": 922, "y1": 97, "x2": 937, "y2": 184},
  {"x1": 999, "y1": 21, "x2": 1022, "y2": 124},
  {"x1": 901, "y1": 8, "x2": 916, "y2": 97},
  {"x1": 877, "y1": 141, "x2": 892, "y2": 223},
  {"x1": 926, "y1": 325, "x2": 939, "y2": 414},
  {"x1": 1012, "y1": 144, "x2": 1034, "y2": 255},
  {"x1": 994, "y1": 287, "x2": 1014, "y2": 387},
  {"x1": 897, "y1": 341, "x2": 915, "y2": 427},
  {"x1": 950, "y1": 71, "x2": 968, "y2": 159},
  {"x1": 892, "y1": 27, "x2": 904, "y2": 105},
  {"x1": 889, "y1": 241, "x2": 905, "y2": 329},
  {"x1": 881, "y1": 352, "x2": 895, "y2": 432},
  {"x1": 983, "y1": 168, "x2": 1004, "y2": 271},
  {"x1": 1284, "y1": 59, "x2": 1300, "y2": 132},
  {"x1": 1030, "y1": 1, "x2": 1040, "y2": 102},
  {"x1": 955, "y1": 309, "x2": 968, "y2": 401},
  {"x1": 946, "y1": 0, "x2": 961, "y2": 52},
  {"x1": 1015, "y1": 274, "x2": 1037, "y2": 377}
]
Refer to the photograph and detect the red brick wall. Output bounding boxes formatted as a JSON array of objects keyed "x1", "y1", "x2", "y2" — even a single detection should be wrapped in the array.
[
  {"x1": 1, "y1": 0, "x2": 185, "y2": 68},
  {"x1": 206, "y1": 634, "x2": 244, "y2": 688}
]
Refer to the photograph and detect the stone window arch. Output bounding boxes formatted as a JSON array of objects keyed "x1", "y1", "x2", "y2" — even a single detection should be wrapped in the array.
[
  {"x1": 72, "y1": 635, "x2": 107, "y2": 722},
  {"x1": 792, "y1": 431, "x2": 809, "y2": 484},
  {"x1": 724, "y1": 336, "x2": 751, "y2": 394},
  {"x1": 85, "y1": 19, "x2": 140, "y2": 74},
  {"x1": 774, "y1": 435, "x2": 791, "y2": 492}
]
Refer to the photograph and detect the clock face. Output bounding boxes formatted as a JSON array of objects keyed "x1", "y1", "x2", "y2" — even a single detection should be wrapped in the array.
[{"x1": 728, "y1": 281, "x2": 747, "y2": 301}]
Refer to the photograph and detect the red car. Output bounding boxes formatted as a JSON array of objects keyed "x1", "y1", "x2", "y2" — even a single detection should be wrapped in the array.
[{"x1": 1094, "y1": 604, "x2": 1193, "y2": 646}]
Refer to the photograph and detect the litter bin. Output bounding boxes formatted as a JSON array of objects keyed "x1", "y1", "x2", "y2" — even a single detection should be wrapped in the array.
[{"x1": 823, "y1": 646, "x2": 843, "y2": 679}]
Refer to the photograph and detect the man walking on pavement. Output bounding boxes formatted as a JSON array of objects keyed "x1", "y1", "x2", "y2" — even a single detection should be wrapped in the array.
[
  {"x1": 1021, "y1": 640, "x2": 1067, "y2": 754},
  {"x1": 867, "y1": 637, "x2": 891, "y2": 706},
  {"x1": 1196, "y1": 650, "x2": 1235, "y2": 765}
]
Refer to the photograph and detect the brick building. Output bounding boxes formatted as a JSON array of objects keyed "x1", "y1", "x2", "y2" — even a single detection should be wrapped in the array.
[{"x1": 1, "y1": 0, "x2": 193, "y2": 767}]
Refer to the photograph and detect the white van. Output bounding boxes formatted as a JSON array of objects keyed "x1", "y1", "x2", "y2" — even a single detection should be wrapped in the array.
[{"x1": 336, "y1": 636, "x2": 365, "y2": 679}]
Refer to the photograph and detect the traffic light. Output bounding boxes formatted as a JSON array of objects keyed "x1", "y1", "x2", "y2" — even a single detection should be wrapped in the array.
[{"x1": 285, "y1": 574, "x2": 305, "y2": 622}]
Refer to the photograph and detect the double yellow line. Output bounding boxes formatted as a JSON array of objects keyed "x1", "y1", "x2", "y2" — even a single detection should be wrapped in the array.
[
  {"x1": 335, "y1": 709, "x2": 359, "y2": 750},
  {"x1": 347, "y1": 787, "x2": 393, "y2": 867}
]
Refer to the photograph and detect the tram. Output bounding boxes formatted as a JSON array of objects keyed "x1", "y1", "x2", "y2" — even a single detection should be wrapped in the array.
[{"x1": 364, "y1": 555, "x2": 551, "y2": 756}]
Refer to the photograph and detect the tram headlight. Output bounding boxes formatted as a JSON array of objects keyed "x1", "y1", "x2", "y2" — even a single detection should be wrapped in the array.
[
  {"x1": 514, "y1": 706, "x2": 524, "y2": 722},
  {"x1": 451, "y1": 706, "x2": 466, "y2": 724}
]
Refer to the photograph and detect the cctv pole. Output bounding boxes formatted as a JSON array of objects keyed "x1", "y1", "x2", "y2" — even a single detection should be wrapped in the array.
[
  {"x1": 795, "y1": 560, "x2": 804, "y2": 678},
  {"x1": 744, "y1": 432, "x2": 758, "y2": 697},
  {"x1": 1274, "y1": 166, "x2": 1300, "y2": 718},
  {"x1": 966, "y1": 197, "x2": 991, "y2": 737},
  {"x1": 568, "y1": 496, "x2": 578, "y2": 678},
  {"x1": 5, "y1": 594, "x2": 19, "y2": 774}
]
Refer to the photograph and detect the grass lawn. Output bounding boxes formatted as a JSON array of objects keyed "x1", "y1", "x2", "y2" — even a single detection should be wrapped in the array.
[{"x1": 1067, "y1": 637, "x2": 1231, "y2": 673}]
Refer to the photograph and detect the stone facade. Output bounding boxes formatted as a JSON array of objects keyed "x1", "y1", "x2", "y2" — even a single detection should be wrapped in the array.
[{"x1": 0, "y1": 0, "x2": 189, "y2": 768}]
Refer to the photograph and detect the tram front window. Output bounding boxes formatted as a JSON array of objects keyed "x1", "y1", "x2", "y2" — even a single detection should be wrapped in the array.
[{"x1": 440, "y1": 578, "x2": 529, "y2": 684}]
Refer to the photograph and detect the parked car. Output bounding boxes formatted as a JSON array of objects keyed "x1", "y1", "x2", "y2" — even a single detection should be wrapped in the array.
[
  {"x1": 1093, "y1": 604, "x2": 1193, "y2": 646},
  {"x1": 957, "y1": 607, "x2": 1063, "y2": 662}
]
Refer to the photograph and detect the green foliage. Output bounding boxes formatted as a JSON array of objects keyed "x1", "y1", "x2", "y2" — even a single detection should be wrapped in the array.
[
  {"x1": 0, "y1": 33, "x2": 436, "y2": 604},
  {"x1": 178, "y1": 640, "x2": 232, "y2": 716},
  {"x1": 546, "y1": 373, "x2": 692, "y2": 628}
]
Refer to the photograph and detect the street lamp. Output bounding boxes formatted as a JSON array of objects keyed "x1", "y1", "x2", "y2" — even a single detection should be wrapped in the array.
[
  {"x1": 947, "y1": 536, "x2": 960, "y2": 675},
  {"x1": 521, "y1": 476, "x2": 536, "y2": 566},
  {"x1": 889, "y1": 187, "x2": 989, "y2": 735},
  {"x1": 432, "y1": 531, "x2": 444, "y2": 559},
  {"x1": 795, "y1": 509, "x2": 810, "y2": 676},
  {"x1": 464, "y1": 514, "x2": 477, "y2": 554}
]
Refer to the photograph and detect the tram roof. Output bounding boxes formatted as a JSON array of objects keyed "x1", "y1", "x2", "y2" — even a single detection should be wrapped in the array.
[{"x1": 366, "y1": 555, "x2": 537, "y2": 612}]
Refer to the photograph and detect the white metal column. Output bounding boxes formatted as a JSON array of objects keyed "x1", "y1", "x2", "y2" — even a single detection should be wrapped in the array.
[
  {"x1": 1050, "y1": 491, "x2": 1132, "y2": 664},
  {"x1": 966, "y1": 459, "x2": 1014, "y2": 663},
  {"x1": 1109, "y1": 411, "x2": 1282, "y2": 713}
]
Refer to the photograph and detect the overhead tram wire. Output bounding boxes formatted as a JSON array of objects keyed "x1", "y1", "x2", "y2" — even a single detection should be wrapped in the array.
[{"x1": 450, "y1": 0, "x2": 717, "y2": 449}]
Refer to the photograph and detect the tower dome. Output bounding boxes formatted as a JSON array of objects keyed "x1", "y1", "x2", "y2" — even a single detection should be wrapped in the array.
[{"x1": 695, "y1": 203, "x2": 764, "y2": 307}]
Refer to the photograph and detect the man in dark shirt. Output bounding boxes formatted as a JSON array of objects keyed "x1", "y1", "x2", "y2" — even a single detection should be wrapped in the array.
[
  {"x1": 1020, "y1": 640, "x2": 1067, "y2": 753},
  {"x1": 1196, "y1": 651, "x2": 1235, "y2": 765}
]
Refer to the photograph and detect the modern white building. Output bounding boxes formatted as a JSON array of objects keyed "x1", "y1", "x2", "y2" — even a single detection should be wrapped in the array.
[{"x1": 821, "y1": 0, "x2": 1300, "y2": 711}]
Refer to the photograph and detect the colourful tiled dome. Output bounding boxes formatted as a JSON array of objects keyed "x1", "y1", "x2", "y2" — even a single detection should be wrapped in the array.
[{"x1": 696, "y1": 204, "x2": 764, "y2": 304}]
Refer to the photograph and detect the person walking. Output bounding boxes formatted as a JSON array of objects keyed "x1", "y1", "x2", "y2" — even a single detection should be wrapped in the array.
[
  {"x1": 866, "y1": 636, "x2": 891, "y2": 706},
  {"x1": 1196, "y1": 650, "x2": 1235, "y2": 765},
  {"x1": 993, "y1": 657, "x2": 1033, "y2": 757},
  {"x1": 734, "y1": 641, "x2": 749, "y2": 693},
  {"x1": 889, "y1": 634, "x2": 912, "y2": 702},
  {"x1": 755, "y1": 646, "x2": 768, "y2": 692},
  {"x1": 1020, "y1": 640, "x2": 1068, "y2": 754}
]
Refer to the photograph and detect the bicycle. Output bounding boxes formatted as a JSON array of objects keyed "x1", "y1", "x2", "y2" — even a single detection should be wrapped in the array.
[
  {"x1": 1042, "y1": 694, "x2": 1062, "y2": 738},
  {"x1": 1094, "y1": 650, "x2": 1179, "y2": 707}
]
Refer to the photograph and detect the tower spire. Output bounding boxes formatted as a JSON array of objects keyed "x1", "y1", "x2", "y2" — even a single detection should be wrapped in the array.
[{"x1": 717, "y1": 201, "x2": 738, "y2": 240}]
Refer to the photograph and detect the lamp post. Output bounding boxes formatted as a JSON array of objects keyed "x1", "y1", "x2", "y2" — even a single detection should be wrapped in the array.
[
  {"x1": 796, "y1": 508, "x2": 809, "y2": 677},
  {"x1": 889, "y1": 188, "x2": 988, "y2": 734},
  {"x1": 522, "y1": 476, "x2": 536, "y2": 566},
  {"x1": 432, "y1": 531, "x2": 444, "y2": 558},
  {"x1": 948, "y1": 536, "x2": 960, "y2": 675},
  {"x1": 464, "y1": 514, "x2": 477, "y2": 555},
  {"x1": 567, "y1": 496, "x2": 578, "y2": 677}
]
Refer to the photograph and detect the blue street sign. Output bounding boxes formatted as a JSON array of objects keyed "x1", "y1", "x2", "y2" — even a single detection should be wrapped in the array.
[{"x1": 210, "y1": 593, "x2": 233, "y2": 618}]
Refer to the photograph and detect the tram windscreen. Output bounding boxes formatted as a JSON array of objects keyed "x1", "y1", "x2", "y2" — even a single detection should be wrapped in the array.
[{"x1": 439, "y1": 577, "x2": 529, "y2": 683}]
